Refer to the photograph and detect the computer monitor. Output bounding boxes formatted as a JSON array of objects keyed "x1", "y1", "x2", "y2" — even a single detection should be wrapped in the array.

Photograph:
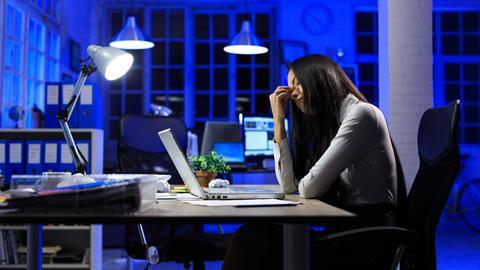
[
  {"x1": 200, "y1": 122, "x2": 242, "y2": 155},
  {"x1": 242, "y1": 116, "x2": 289, "y2": 158},
  {"x1": 212, "y1": 142, "x2": 245, "y2": 163}
]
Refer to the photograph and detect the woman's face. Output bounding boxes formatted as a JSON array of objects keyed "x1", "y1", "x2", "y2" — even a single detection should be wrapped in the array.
[{"x1": 288, "y1": 70, "x2": 305, "y2": 113}]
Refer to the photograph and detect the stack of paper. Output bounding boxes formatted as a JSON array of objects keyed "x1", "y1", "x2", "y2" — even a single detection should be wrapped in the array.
[{"x1": 182, "y1": 199, "x2": 302, "y2": 207}]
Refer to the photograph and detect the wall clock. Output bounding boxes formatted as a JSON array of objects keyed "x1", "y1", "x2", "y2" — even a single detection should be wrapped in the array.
[{"x1": 301, "y1": 4, "x2": 333, "y2": 35}]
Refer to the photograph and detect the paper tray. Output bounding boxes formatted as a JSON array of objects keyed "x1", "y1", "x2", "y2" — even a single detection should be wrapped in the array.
[
  {"x1": 2, "y1": 174, "x2": 165, "y2": 211},
  {"x1": 3, "y1": 180, "x2": 141, "y2": 211}
]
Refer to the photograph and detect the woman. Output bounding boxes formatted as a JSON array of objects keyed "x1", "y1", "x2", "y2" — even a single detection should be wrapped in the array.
[{"x1": 222, "y1": 54, "x2": 407, "y2": 270}]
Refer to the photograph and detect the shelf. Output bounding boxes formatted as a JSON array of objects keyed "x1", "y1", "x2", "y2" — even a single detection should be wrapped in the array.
[
  {"x1": 0, "y1": 226, "x2": 90, "y2": 231},
  {"x1": 0, "y1": 264, "x2": 90, "y2": 269},
  {"x1": 0, "y1": 225, "x2": 102, "y2": 270}
]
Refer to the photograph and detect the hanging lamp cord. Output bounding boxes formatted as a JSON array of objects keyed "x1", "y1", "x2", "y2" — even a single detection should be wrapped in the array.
[{"x1": 244, "y1": 0, "x2": 247, "y2": 18}]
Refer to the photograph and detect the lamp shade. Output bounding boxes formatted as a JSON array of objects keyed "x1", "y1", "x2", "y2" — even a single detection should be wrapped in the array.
[
  {"x1": 109, "y1": 16, "x2": 155, "y2": 50},
  {"x1": 87, "y1": 45, "x2": 133, "y2": 81},
  {"x1": 223, "y1": 21, "x2": 268, "y2": 55}
]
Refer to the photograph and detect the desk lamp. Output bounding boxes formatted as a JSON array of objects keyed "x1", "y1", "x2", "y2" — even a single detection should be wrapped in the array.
[{"x1": 58, "y1": 45, "x2": 133, "y2": 174}]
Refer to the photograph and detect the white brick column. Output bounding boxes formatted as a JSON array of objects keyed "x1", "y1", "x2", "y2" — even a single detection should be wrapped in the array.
[{"x1": 378, "y1": 0, "x2": 433, "y2": 191}]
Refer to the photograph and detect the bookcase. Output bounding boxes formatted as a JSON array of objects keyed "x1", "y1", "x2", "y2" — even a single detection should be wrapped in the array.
[
  {"x1": 0, "y1": 225, "x2": 102, "y2": 269},
  {"x1": 0, "y1": 129, "x2": 104, "y2": 269}
]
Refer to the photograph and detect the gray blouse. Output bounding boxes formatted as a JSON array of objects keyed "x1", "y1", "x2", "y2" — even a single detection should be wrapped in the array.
[{"x1": 273, "y1": 93, "x2": 398, "y2": 205}]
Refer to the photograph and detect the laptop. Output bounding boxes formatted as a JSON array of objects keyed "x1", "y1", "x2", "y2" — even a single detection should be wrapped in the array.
[{"x1": 158, "y1": 128, "x2": 284, "y2": 200}]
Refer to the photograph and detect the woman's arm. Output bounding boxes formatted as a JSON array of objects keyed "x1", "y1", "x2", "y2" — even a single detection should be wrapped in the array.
[
  {"x1": 273, "y1": 138, "x2": 299, "y2": 193},
  {"x1": 298, "y1": 104, "x2": 380, "y2": 198},
  {"x1": 269, "y1": 86, "x2": 298, "y2": 193}
]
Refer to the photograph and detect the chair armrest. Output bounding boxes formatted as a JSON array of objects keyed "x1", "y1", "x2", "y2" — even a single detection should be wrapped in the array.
[{"x1": 315, "y1": 226, "x2": 416, "y2": 245}]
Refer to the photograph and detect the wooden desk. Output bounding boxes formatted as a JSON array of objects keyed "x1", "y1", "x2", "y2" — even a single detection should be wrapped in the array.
[{"x1": 0, "y1": 186, "x2": 356, "y2": 270}]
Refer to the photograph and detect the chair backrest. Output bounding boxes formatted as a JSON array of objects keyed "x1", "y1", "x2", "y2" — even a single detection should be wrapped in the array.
[
  {"x1": 407, "y1": 100, "x2": 461, "y2": 232},
  {"x1": 200, "y1": 121, "x2": 242, "y2": 155},
  {"x1": 120, "y1": 115, "x2": 187, "y2": 152},
  {"x1": 118, "y1": 115, "x2": 187, "y2": 184}
]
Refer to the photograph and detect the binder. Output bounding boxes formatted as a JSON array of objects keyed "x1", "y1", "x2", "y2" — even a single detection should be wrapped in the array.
[
  {"x1": 6, "y1": 141, "x2": 25, "y2": 186},
  {"x1": 0, "y1": 140, "x2": 6, "y2": 187},
  {"x1": 77, "y1": 140, "x2": 91, "y2": 174},
  {"x1": 44, "y1": 83, "x2": 61, "y2": 128},
  {"x1": 62, "y1": 84, "x2": 79, "y2": 128},
  {"x1": 59, "y1": 142, "x2": 75, "y2": 173},
  {"x1": 26, "y1": 140, "x2": 43, "y2": 175},
  {"x1": 43, "y1": 141, "x2": 59, "y2": 172},
  {"x1": 78, "y1": 85, "x2": 96, "y2": 128}
]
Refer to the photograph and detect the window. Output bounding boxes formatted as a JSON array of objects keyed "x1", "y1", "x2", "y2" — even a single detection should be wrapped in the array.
[
  {"x1": 104, "y1": 5, "x2": 275, "y2": 146},
  {"x1": 25, "y1": 18, "x2": 46, "y2": 128},
  {"x1": 30, "y1": 0, "x2": 58, "y2": 18},
  {"x1": 192, "y1": 12, "x2": 273, "y2": 126},
  {"x1": 106, "y1": 8, "x2": 149, "y2": 141},
  {"x1": 234, "y1": 14, "x2": 272, "y2": 118},
  {"x1": 194, "y1": 13, "x2": 229, "y2": 123},
  {"x1": 1, "y1": 2, "x2": 60, "y2": 128},
  {"x1": 354, "y1": 11, "x2": 379, "y2": 106},
  {"x1": 2, "y1": 4, "x2": 24, "y2": 128},
  {"x1": 434, "y1": 11, "x2": 480, "y2": 144},
  {"x1": 354, "y1": 10, "x2": 480, "y2": 144},
  {"x1": 46, "y1": 31, "x2": 60, "y2": 81},
  {"x1": 151, "y1": 9, "x2": 186, "y2": 120}
]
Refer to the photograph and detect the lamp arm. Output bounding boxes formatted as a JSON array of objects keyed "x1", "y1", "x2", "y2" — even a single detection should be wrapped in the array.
[{"x1": 57, "y1": 61, "x2": 97, "y2": 175}]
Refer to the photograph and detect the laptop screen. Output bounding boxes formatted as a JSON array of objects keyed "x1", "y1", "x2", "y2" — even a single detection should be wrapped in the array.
[{"x1": 212, "y1": 142, "x2": 245, "y2": 163}]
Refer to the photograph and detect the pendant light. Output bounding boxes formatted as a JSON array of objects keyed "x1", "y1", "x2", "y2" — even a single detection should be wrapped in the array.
[
  {"x1": 109, "y1": 1, "x2": 154, "y2": 50},
  {"x1": 223, "y1": 0, "x2": 268, "y2": 55}
]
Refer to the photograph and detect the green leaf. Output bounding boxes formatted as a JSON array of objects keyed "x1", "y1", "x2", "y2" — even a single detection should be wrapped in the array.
[{"x1": 187, "y1": 151, "x2": 231, "y2": 173}]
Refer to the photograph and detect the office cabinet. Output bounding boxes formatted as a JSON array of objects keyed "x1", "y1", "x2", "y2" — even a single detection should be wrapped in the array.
[
  {"x1": 0, "y1": 129, "x2": 104, "y2": 269},
  {"x1": 0, "y1": 129, "x2": 103, "y2": 186}
]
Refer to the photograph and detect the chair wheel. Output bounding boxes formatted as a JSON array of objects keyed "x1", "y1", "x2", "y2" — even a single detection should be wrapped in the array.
[{"x1": 147, "y1": 246, "x2": 160, "y2": 264}]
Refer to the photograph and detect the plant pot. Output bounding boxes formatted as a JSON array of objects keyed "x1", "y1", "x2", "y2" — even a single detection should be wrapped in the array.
[{"x1": 195, "y1": 171, "x2": 217, "y2": 188}]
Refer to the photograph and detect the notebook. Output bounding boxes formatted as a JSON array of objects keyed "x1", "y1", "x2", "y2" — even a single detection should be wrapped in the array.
[{"x1": 158, "y1": 129, "x2": 284, "y2": 200}]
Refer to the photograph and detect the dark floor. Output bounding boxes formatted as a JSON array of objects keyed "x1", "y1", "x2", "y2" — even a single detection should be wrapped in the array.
[
  {"x1": 104, "y1": 213, "x2": 480, "y2": 270},
  {"x1": 436, "y1": 213, "x2": 480, "y2": 270}
]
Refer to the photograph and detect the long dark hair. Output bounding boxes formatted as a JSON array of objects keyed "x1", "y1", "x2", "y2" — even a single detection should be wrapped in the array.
[{"x1": 287, "y1": 54, "x2": 367, "y2": 179}]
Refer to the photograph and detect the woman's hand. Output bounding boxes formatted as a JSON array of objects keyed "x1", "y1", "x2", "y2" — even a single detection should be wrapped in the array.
[{"x1": 269, "y1": 86, "x2": 292, "y2": 121}]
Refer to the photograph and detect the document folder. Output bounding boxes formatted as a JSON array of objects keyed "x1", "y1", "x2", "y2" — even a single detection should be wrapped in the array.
[
  {"x1": 59, "y1": 142, "x2": 75, "y2": 172},
  {"x1": 78, "y1": 85, "x2": 96, "y2": 128},
  {"x1": 44, "y1": 83, "x2": 61, "y2": 128},
  {"x1": 0, "y1": 141, "x2": 6, "y2": 186},
  {"x1": 43, "y1": 141, "x2": 59, "y2": 172},
  {"x1": 6, "y1": 141, "x2": 25, "y2": 186},
  {"x1": 26, "y1": 140, "x2": 43, "y2": 175},
  {"x1": 77, "y1": 141, "x2": 91, "y2": 174},
  {"x1": 62, "y1": 84, "x2": 79, "y2": 128}
]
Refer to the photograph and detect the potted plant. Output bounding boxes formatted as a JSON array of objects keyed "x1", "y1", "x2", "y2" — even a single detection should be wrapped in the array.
[{"x1": 189, "y1": 151, "x2": 231, "y2": 187}]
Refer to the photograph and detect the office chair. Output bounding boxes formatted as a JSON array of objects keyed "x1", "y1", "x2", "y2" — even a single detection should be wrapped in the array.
[
  {"x1": 313, "y1": 100, "x2": 461, "y2": 270},
  {"x1": 118, "y1": 115, "x2": 188, "y2": 183},
  {"x1": 200, "y1": 121, "x2": 242, "y2": 155},
  {"x1": 118, "y1": 115, "x2": 231, "y2": 270}
]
